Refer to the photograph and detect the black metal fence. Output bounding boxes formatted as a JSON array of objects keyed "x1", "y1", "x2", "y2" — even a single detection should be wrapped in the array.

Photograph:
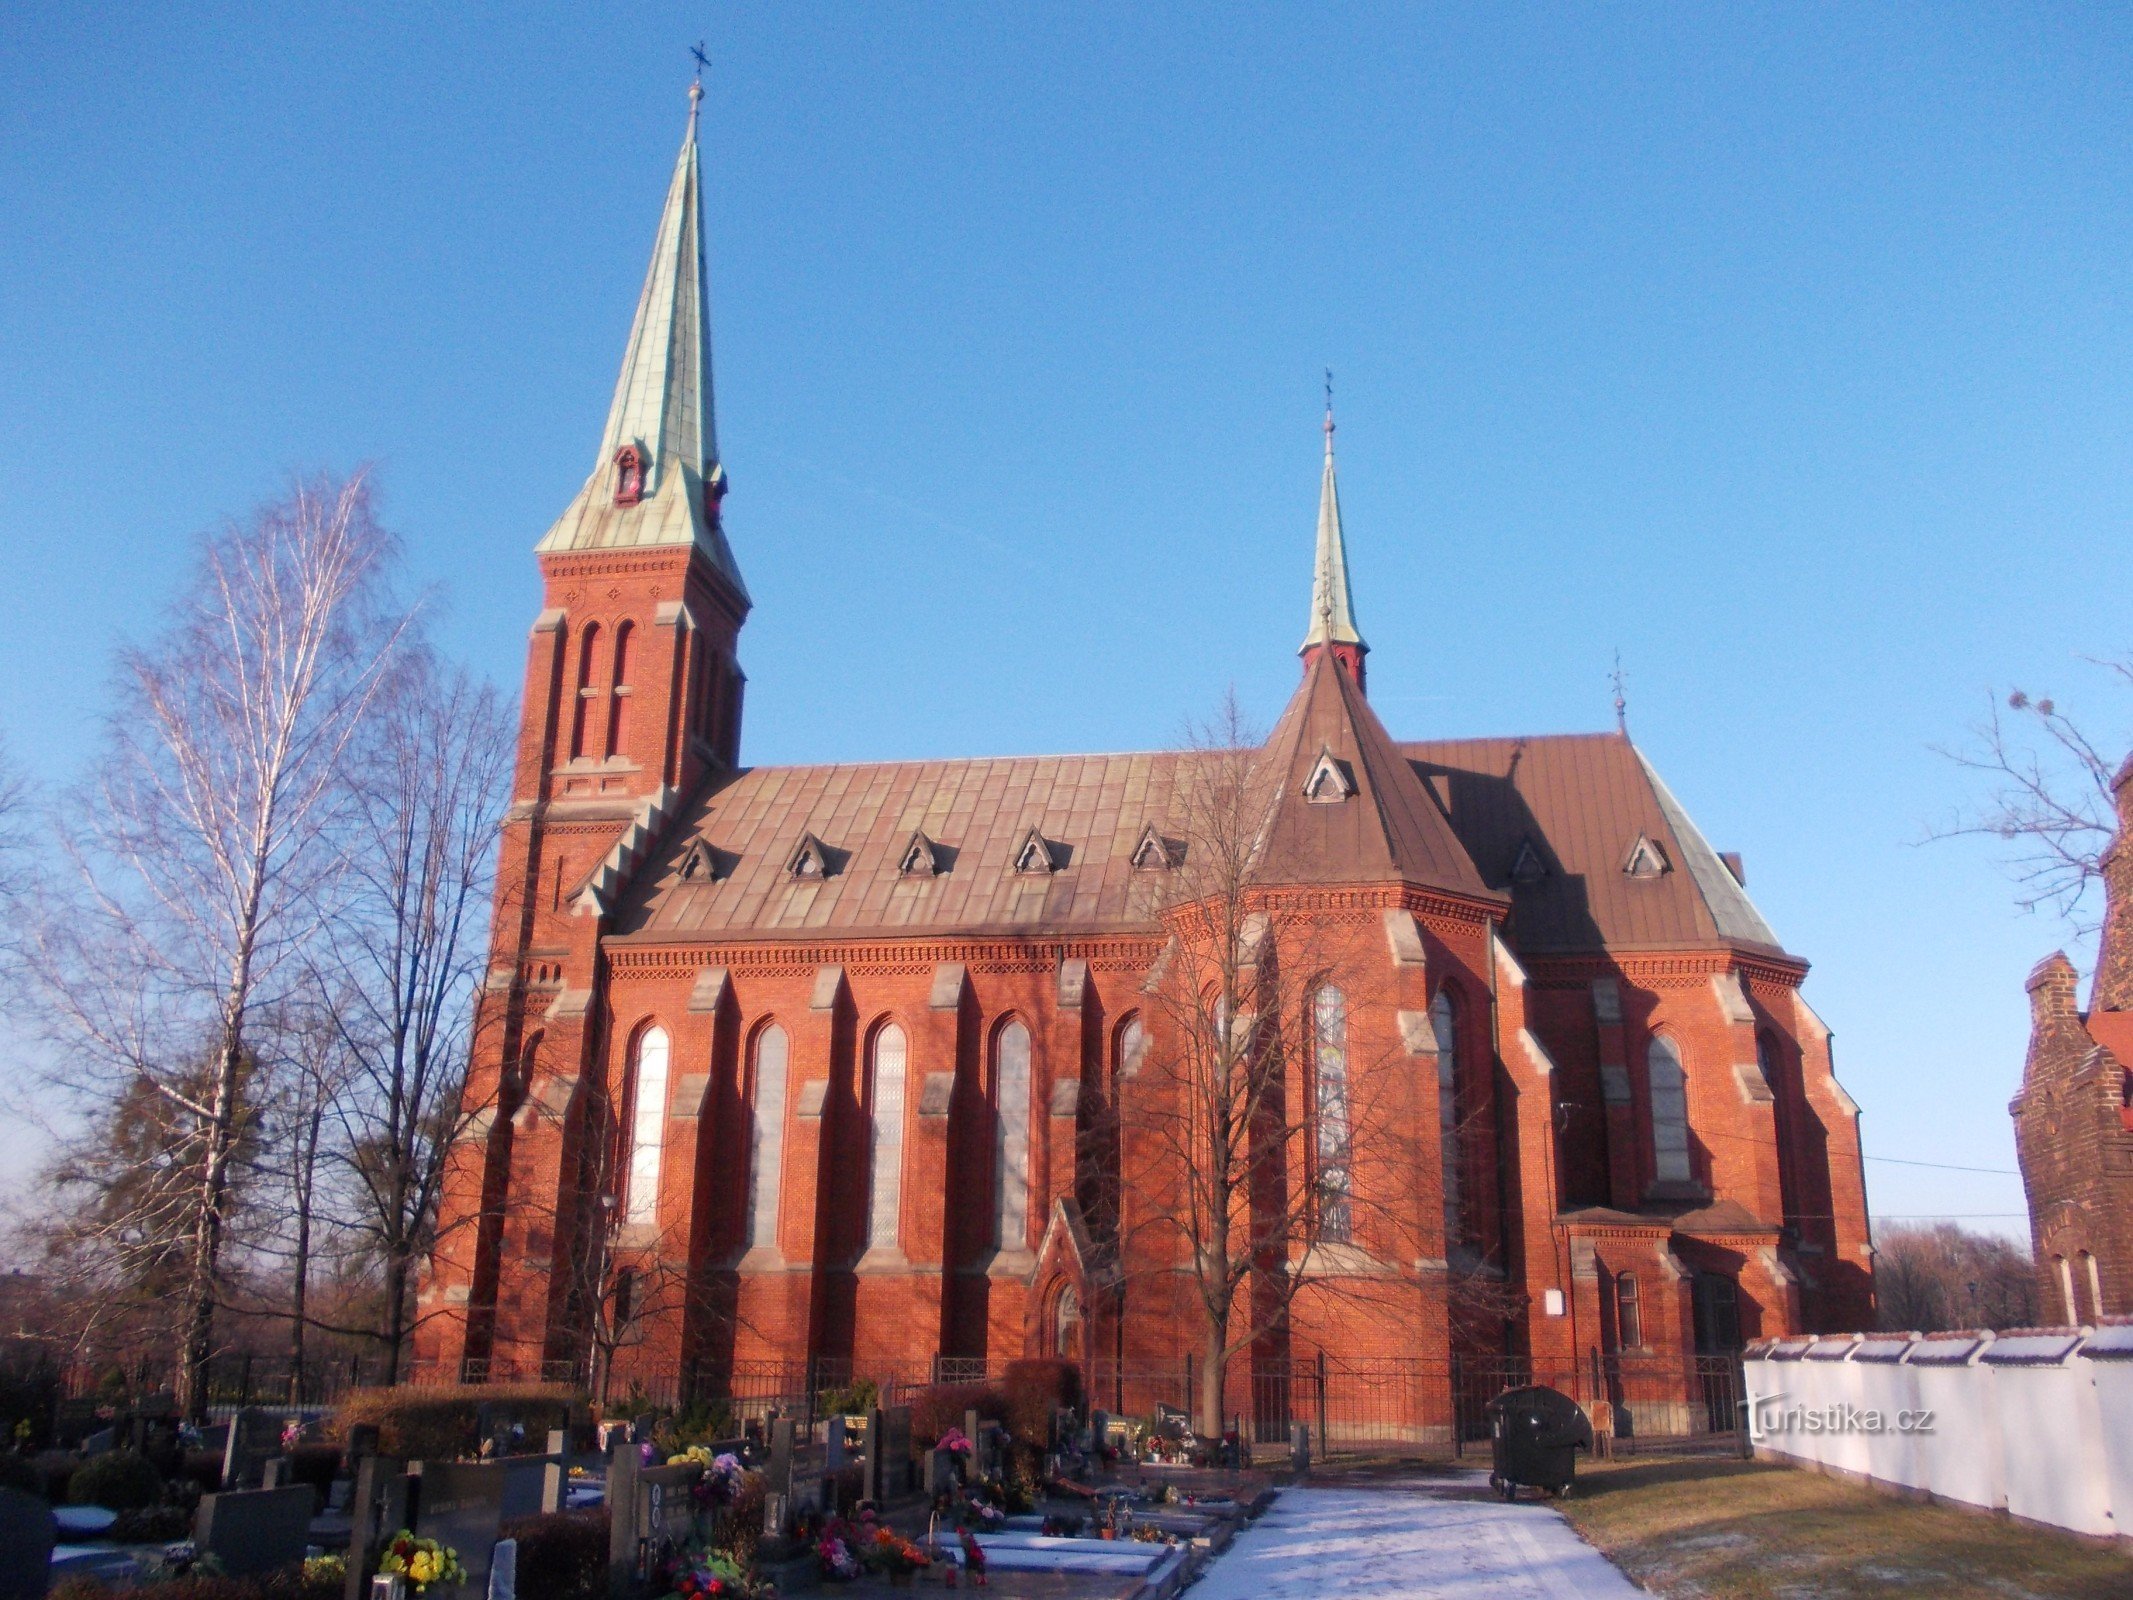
[{"x1": 80, "y1": 1345, "x2": 1744, "y2": 1458}]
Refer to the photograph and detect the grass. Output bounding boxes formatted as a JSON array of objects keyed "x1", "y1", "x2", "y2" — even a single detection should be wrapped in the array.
[{"x1": 1556, "y1": 1454, "x2": 2133, "y2": 1600}]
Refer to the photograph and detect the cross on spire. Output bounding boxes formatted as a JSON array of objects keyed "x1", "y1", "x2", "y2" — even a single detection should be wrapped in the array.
[
  {"x1": 689, "y1": 41, "x2": 709, "y2": 117},
  {"x1": 1611, "y1": 650, "x2": 1630, "y2": 737}
]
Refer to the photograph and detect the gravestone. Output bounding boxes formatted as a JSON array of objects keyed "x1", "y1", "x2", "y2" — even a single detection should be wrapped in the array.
[
  {"x1": 53, "y1": 1398, "x2": 102, "y2": 1449},
  {"x1": 415, "y1": 1461, "x2": 509, "y2": 1584},
  {"x1": 925, "y1": 1448, "x2": 958, "y2": 1498},
  {"x1": 489, "y1": 1537, "x2": 517, "y2": 1600},
  {"x1": 1290, "y1": 1422, "x2": 1310, "y2": 1474},
  {"x1": 0, "y1": 1485, "x2": 54, "y2": 1600},
  {"x1": 343, "y1": 1454, "x2": 411, "y2": 1600},
  {"x1": 222, "y1": 1407, "x2": 283, "y2": 1490},
  {"x1": 194, "y1": 1484, "x2": 315, "y2": 1578},
  {"x1": 876, "y1": 1407, "x2": 913, "y2": 1502}
]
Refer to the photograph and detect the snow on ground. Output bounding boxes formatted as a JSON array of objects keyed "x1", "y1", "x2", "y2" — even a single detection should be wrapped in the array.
[{"x1": 1187, "y1": 1477, "x2": 1643, "y2": 1600}]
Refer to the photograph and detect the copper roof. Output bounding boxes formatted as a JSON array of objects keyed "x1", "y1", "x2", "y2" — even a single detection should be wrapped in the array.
[
  {"x1": 620, "y1": 698, "x2": 1788, "y2": 957},
  {"x1": 1400, "y1": 732, "x2": 1787, "y2": 957}
]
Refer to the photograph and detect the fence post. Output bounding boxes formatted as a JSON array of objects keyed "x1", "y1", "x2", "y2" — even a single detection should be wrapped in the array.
[
  {"x1": 1450, "y1": 1354, "x2": 1462, "y2": 1460},
  {"x1": 239, "y1": 1352, "x2": 253, "y2": 1409},
  {"x1": 1315, "y1": 1351, "x2": 1328, "y2": 1457},
  {"x1": 1183, "y1": 1352, "x2": 1193, "y2": 1427}
]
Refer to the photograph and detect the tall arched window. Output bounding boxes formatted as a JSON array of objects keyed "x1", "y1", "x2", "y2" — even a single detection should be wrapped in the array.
[
  {"x1": 1760, "y1": 1032, "x2": 1800, "y2": 1229},
  {"x1": 568, "y1": 622, "x2": 600, "y2": 760},
  {"x1": 1114, "y1": 1016, "x2": 1146, "y2": 1081},
  {"x1": 1433, "y1": 991, "x2": 1462, "y2": 1245},
  {"x1": 1313, "y1": 986, "x2": 1352, "y2": 1244},
  {"x1": 866, "y1": 1023, "x2": 909, "y2": 1253},
  {"x1": 1649, "y1": 1036, "x2": 1692, "y2": 1184},
  {"x1": 2081, "y1": 1251, "x2": 2103, "y2": 1322},
  {"x1": 605, "y1": 622, "x2": 633, "y2": 759},
  {"x1": 1053, "y1": 1283, "x2": 1081, "y2": 1358},
  {"x1": 623, "y1": 1026, "x2": 670, "y2": 1227},
  {"x1": 746, "y1": 1024, "x2": 789, "y2": 1252},
  {"x1": 994, "y1": 1020, "x2": 1032, "y2": 1253}
]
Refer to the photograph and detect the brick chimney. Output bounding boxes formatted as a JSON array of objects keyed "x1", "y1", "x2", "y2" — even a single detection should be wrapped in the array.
[{"x1": 2029, "y1": 950, "x2": 2080, "y2": 1026}]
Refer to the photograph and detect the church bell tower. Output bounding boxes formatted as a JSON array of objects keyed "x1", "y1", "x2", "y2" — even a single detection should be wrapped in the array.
[{"x1": 419, "y1": 83, "x2": 748, "y2": 1381}]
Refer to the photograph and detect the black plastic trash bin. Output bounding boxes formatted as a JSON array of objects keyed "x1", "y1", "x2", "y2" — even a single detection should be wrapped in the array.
[{"x1": 1486, "y1": 1385, "x2": 1594, "y2": 1499}]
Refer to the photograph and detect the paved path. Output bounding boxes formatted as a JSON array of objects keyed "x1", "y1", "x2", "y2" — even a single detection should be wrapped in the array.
[{"x1": 1187, "y1": 1477, "x2": 1642, "y2": 1600}]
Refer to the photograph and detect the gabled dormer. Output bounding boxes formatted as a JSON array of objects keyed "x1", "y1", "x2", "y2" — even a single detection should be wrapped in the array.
[
  {"x1": 789, "y1": 832, "x2": 835, "y2": 880},
  {"x1": 1014, "y1": 828, "x2": 1062, "y2": 875},
  {"x1": 1131, "y1": 823, "x2": 1179, "y2": 871},
  {"x1": 1623, "y1": 834, "x2": 1670, "y2": 880},
  {"x1": 899, "y1": 830, "x2": 943, "y2": 878},
  {"x1": 1303, "y1": 746, "x2": 1356, "y2": 804}
]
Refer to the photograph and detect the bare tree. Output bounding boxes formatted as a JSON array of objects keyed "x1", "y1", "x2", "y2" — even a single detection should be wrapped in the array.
[
  {"x1": 0, "y1": 732, "x2": 27, "y2": 916},
  {"x1": 29, "y1": 473, "x2": 407, "y2": 1417},
  {"x1": 1874, "y1": 1222, "x2": 2037, "y2": 1333},
  {"x1": 1124, "y1": 694, "x2": 1417, "y2": 1435},
  {"x1": 323, "y1": 652, "x2": 511, "y2": 1383},
  {"x1": 1930, "y1": 661, "x2": 2133, "y2": 932}
]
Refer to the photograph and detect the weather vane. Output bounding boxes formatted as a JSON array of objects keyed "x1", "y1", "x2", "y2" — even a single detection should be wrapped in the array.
[
  {"x1": 1323, "y1": 368, "x2": 1335, "y2": 440},
  {"x1": 1610, "y1": 649, "x2": 1629, "y2": 737}
]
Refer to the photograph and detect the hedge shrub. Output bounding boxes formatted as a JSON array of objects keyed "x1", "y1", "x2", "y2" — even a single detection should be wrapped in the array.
[
  {"x1": 51, "y1": 1568, "x2": 339, "y2": 1600},
  {"x1": 330, "y1": 1383, "x2": 577, "y2": 1461},
  {"x1": 907, "y1": 1383, "x2": 1008, "y2": 1449},
  {"x1": 500, "y1": 1508, "x2": 608, "y2": 1600},
  {"x1": 67, "y1": 1448, "x2": 162, "y2": 1510},
  {"x1": 1001, "y1": 1358, "x2": 1082, "y2": 1445}
]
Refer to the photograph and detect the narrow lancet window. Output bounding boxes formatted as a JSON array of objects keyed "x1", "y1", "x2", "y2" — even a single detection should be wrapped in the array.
[
  {"x1": 994, "y1": 1021, "x2": 1032, "y2": 1253},
  {"x1": 1650, "y1": 1036, "x2": 1692, "y2": 1184},
  {"x1": 746, "y1": 1025, "x2": 789, "y2": 1252},
  {"x1": 866, "y1": 1024, "x2": 909, "y2": 1252},
  {"x1": 605, "y1": 622, "x2": 633, "y2": 759},
  {"x1": 1433, "y1": 991, "x2": 1463, "y2": 1245},
  {"x1": 623, "y1": 1026, "x2": 670, "y2": 1228},
  {"x1": 569, "y1": 622, "x2": 600, "y2": 760},
  {"x1": 1314, "y1": 986, "x2": 1353, "y2": 1243}
]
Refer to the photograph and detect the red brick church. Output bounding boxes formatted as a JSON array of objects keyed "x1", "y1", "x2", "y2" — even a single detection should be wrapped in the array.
[{"x1": 414, "y1": 93, "x2": 1875, "y2": 1431}]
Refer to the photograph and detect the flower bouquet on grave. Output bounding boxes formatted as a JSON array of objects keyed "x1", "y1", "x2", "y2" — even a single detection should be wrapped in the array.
[
  {"x1": 659, "y1": 1546, "x2": 759, "y2": 1600},
  {"x1": 379, "y1": 1532, "x2": 467, "y2": 1594},
  {"x1": 860, "y1": 1526, "x2": 932, "y2": 1585},
  {"x1": 816, "y1": 1529, "x2": 861, "y2": 1582},
  {"x1": 936, "y1": 1426, "x2": 973, "y2": 1457}
]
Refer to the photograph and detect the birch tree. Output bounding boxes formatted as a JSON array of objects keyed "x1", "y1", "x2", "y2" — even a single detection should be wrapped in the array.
[{"x1": 30, "y1": 473, "x2": 407, "y2": 1417}]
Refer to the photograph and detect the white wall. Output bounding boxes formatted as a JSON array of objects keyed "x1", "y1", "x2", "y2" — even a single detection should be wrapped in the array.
[{"x1": 1745, "y1": 1329, "x2": 2125, "y2": 1542}]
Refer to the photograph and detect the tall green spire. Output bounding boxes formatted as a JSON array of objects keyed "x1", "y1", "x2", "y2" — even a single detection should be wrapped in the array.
[
  {"x1": 1299, "y1": 398, "x2": 1367, "y2": 673},
  {"x1": 536, "y1": 83, "x2": 744, "y2": 594}
]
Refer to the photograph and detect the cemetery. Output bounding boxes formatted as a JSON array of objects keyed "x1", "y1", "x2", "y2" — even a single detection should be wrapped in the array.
[{"x1": 0, "y1": 1361, "x2": 1281, "y2": 1600}]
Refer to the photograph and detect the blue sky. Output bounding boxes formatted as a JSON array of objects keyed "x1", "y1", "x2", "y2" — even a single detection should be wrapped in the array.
[{"x1": 5, "y1": 4, "x2": 2132, "y2": 1236}]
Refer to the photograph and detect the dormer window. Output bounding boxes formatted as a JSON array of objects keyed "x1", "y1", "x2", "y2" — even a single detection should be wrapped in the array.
[
  {"x1": 1132, "y1": 823, "x2": 1178, "y2": 871},
  {"x1": 1623, "y1": 834, "x2": 1670, "y2": 880},
  {"x1": 614, "y1": 444, "x2": 646, "y2": 506},
  {"x1": 1015, "y1": 828, "x2": 1061, "y2": 875},
  {"x1": 1304, "y1": 747, "x2": 1355, "y2": 804},
  {"x1": 676, "y1": 840, "x2": 722, "y2": 884},
  {"x1": 789, "y1": 833, "x2": 833, "y2": 880},
  {"x1": 1511, "y1": 838, "x2": 1547, "y2": 886},
  {"x1": 899, "y1": 831, "x2": 942, "y2": 878}
]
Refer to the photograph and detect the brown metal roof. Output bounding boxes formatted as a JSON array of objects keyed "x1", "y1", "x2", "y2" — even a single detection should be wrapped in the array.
[
  {"x1": 619, "y1": 705, "x2": 1786, "y2": 957},
  {"x1": 1255, "y1": 652, "x2": 1498, "y2": 901},
  {"x1": 1399, "y1": 732, "x2": 1789, "y2": 957},
  {"x1": 619, "y1": 749, "x2": 1205, "y2": 940}
]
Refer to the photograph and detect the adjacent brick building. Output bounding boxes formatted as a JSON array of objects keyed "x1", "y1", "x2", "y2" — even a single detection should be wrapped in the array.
[
  {"x1": 2012, "y1": 762, "x2": 2133, "y2": 1322},
  {"x1": 412, "y1": 94, "x2": 1875, "y2": 1426}
]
